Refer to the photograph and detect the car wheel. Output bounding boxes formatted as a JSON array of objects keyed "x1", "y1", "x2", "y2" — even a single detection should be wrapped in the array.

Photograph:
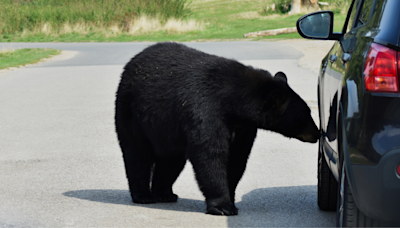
[
  {"x1": 317, "y1": 140, "x2": 337, "y2": 211},
  {"x1": 336, "y1": 164, "x2": 384, "y2": 227}
]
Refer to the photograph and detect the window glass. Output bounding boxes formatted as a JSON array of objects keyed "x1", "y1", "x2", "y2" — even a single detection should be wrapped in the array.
[{"x1": 357, "y1": 0, "x2": 375, "y2": 26}]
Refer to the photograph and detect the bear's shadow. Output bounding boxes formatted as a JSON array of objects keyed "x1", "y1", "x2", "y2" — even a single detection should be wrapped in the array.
[
  {"x1": 62, "y1": 189, "x2": 205, "y2": 213},
  {"x1": 63, "y1": 185, "x2": 335, "y2": 227},
  {"x1": 227, "y1": 185, "x2": 336, "y2": 227}
]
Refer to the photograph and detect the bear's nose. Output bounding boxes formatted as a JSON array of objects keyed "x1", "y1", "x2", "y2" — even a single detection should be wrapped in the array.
[
  {"x1": 295, "y1": 124, "x2": 320, "y2": 143},
  {"x1": 296, "y1": 133, "x2": 319, "y2": 143}
]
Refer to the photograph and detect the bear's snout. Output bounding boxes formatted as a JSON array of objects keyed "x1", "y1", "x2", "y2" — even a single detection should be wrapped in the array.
[{"x1": 295, "y1": 123, "x2": 320, "y2": 143}]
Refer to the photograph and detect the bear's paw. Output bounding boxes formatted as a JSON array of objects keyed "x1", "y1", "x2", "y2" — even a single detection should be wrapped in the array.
[
  {"x1": 132, "y1": 193, "x2": 157, "y2": 204},
  {"x1": 156, "y1": 193, "x2": 178, "y2": 203},
  {"x1": 206, "y1": 204, "x2": 238, "y2": 216}
]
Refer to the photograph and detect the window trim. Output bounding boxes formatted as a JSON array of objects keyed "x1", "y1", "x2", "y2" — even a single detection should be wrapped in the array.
[
  {"x1": 354, "y1": 0, "x2": 377, "y2": 29},
  {"x1": 348, "y1": 0, "x2": 364, "y2": 31}
]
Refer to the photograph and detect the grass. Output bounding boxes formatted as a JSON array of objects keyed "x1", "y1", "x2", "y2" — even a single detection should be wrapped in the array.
[
  {"x1": 0, "y1": 0, "x2": 190, "y2": 33},
  {"x1": 0, "y1": 0, "x2": 193, "y2": 41},
  {"x1": 0, "y1": 0, "x2": 349, "y2": 42},
  {"x1": 185, "y1": 0, "x2": 347, "y2": 40},
  {"x1": 0, "y1": 47, "x2": 61, "y2": 70}
]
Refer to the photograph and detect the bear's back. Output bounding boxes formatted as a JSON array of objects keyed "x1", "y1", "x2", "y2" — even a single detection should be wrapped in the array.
[
  {"x1": 119, "y1": 42, "x2": 276, "y2": 114},
  {"x1": 124, "y1": 42, "x2": 231, "y2": 81},
  {"x1": 120, "y1": 42, "x2": 251, "y2": 100}
]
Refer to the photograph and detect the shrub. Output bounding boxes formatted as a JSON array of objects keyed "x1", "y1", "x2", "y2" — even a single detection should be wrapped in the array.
[{"x1": 260, "y1": 0, "x2": 292, "y2": 15}]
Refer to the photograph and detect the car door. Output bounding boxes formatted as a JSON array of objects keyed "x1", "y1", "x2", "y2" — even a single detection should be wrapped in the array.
[{"x1": 323, "y1": 0, "x2": 376, "y2": 177}]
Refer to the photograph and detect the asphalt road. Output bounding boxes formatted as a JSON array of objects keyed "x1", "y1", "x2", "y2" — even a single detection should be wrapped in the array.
[{"x1": 0, "y1": 41, "x2": 335, "y2": 227}]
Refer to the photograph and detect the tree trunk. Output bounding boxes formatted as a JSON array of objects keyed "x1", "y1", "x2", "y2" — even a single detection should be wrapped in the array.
[
  {"x1": 290, "y1": 0, "x2": 302, "y2": 15},
  {"x1": 289, "y1": 0, "x2": 320, "y2": 14}
]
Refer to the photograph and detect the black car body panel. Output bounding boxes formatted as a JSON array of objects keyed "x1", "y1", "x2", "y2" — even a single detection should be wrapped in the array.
[
  {"x1": 298, "y1": 0, "x2": 400, "y2": 223},
  {"x1": 351, "y1": 149, "x2": 400, "y2": 221}
]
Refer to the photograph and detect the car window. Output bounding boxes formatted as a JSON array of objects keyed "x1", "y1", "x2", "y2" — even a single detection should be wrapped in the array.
[
  {"x1": 346, "y1": 0, "x2": 362, "y2": 32},
  {"x1": 357, "y1": 0, "x2": 375, "y2": 27}
]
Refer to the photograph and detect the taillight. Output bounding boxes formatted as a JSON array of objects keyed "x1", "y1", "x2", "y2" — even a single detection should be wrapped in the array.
[{"x1": 364, "y1": 43, "x2": 399, "y2": 93}]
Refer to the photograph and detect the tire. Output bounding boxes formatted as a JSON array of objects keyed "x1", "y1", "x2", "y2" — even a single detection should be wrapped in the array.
[
  {"x1": 317, "y1": 140, "x2": 338, "y2": 211},
  {"x1": 336, "y1": 164, "x2": 393, "y2": 227}
]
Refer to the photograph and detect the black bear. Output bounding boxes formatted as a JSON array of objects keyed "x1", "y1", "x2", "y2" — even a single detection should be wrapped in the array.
[{"x1": 115, "y1": 42, "x2": 319, "y2": 216}]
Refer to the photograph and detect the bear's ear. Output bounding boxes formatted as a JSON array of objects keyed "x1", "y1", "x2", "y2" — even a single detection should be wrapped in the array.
[{"x1": 274, "y1": 72, "x2": 287, "y2": 83}]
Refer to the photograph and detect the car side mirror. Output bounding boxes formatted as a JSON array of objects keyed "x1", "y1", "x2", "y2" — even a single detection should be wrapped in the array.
[{"x1": 296, "y1": 11, "x2": 341, "y2": 40}]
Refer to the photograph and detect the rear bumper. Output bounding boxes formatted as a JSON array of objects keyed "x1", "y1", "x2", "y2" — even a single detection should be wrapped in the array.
[{"x1": 350, "y1": 149, "x2": 400, "y2": 222}]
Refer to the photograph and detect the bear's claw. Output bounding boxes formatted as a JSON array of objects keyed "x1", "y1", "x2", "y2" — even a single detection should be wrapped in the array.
[{"x1": 206, "y1": 205, "x2": 238, "y2": 216}]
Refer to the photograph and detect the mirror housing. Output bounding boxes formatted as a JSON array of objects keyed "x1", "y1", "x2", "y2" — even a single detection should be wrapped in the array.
[{"x1": 296, "y1": 11, "x2": 341, "y2": 40}]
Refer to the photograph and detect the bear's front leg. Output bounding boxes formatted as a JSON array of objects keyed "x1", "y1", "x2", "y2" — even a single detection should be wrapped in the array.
[
  {"x1": 227, "y1": 125, "x2": 257, "y2": 203},
  {"x1": 187, "y1": 135, "x2": 238, "y2": 216}
]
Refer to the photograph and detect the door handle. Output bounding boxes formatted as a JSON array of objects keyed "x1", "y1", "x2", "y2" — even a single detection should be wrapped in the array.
[
  {"x1": 342, "y1": 53, "x2": 352, "y2": 62},
  {"x1": 329, "y1": 55, "x2": 337, "y2": 63}
]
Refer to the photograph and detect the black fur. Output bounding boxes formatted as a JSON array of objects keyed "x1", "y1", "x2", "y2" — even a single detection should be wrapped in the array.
[{"x1": 115, "y1": 42, "x2": 319, "y2": 215}]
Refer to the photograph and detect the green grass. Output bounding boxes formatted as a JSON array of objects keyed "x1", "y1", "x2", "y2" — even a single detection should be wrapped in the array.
[
  {"x1": 0, "y1": 0, "x2": 349, "y2": 42},
  {"x1": 184, "y1": 0, "x2": 347, "y2": 40},
  {"x1": 0, "y1": 48, "x2": 61, "y2": 70},
  {"x1": 0, "y1": 0, "x2": 190, "y2": 34}
]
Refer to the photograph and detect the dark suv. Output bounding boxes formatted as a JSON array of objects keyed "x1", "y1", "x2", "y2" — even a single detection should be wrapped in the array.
[{"x1": 296, "y1": 0, "x2": 400, "y2": 226}]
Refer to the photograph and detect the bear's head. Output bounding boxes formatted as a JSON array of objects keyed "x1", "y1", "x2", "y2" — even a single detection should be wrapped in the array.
[{"x1": 263, "y1": 72, "x2": 320, "y2": 143}]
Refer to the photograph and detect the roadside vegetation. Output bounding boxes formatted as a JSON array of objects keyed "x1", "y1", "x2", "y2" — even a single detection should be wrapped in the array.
[
  {"x1": 0, "y1": 47, "x2": 60, "y2": 70},
  {"x1": 0, "y1": 0, "x2": 351, "y2": 42},
  {"x1": 0, "y1": 0, "x2": 196, "y2": 42},
  {"x1": 261, "y1": 0, "x2": 351, "y2": 15}
]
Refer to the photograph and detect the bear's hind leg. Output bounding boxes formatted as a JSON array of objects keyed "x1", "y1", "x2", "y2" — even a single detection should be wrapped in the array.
[
  {"x1": 116, "y1": 98, "x2": 156, "y2": 204},
  {"x1": 121, "y1": 140, "x2": 156, "y2": 204},
  {"x1": 187, "y1": 127, "x2": 238, "y2": 215},
  {"x1": 227, "y1": 125, "x2": 257, "y2": 204},
  {"x1": 151, "y1": 154, "x2": 186, "y2": 202}
]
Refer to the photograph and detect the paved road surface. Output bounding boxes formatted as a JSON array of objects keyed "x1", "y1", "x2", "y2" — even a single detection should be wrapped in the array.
[{"x1": 0, "y1": 41, "x2": 335, "y2": 227}]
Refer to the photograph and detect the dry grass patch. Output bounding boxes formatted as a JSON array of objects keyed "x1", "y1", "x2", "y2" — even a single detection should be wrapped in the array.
[
  {"x1": 163, "y1": 19, "x2": 204, "y2": 34},
  {"x1": 0, "y1": 46, "x2": 15, "y2": 56},
  {"x1": 127, "y1": 16, "x2": 204, "y2": 35},
  {"x1": 128, "y1": 15, "x2": 163, "y2": 35},
  {"x1": 16, "y1": 15, "x2": 204, "y2": 37}
]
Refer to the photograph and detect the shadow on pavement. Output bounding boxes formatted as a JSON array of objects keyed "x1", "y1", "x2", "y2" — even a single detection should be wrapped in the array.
[
  {"x1": 63, "y1": 189, "x2": 205, "y2": 213},
  {"x1": 63, "y1": 186, "x2": 335, "y2": 227},
  {"x1": 228, "y1": 185, "x2": 336, "y2": 227}
]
